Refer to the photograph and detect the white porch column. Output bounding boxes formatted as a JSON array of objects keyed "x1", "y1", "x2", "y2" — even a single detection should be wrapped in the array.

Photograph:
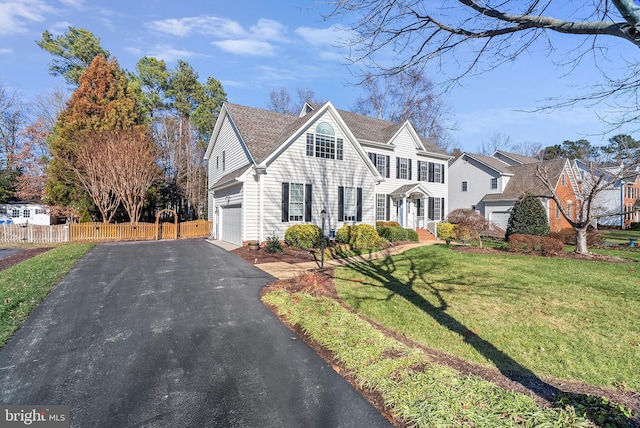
[{"x1": 402, "y1": 195, "x2": 407, "y2": 227}]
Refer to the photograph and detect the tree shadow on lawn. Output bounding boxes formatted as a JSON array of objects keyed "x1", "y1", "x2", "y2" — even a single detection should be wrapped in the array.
[{"x1": 338, "y1": 251, "x2": 638, "y2": 427}]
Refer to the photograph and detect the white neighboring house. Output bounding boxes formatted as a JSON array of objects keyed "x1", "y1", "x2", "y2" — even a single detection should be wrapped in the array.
[
  {"x1": 204, "y1": 101, "x2": 450, "y2": 246},
  {"x1": 572, "y1": 160, "x2": 640, "y2": 228},
  {"x1": 0, "y1": 202, "x2": 53, "y2": 225}
]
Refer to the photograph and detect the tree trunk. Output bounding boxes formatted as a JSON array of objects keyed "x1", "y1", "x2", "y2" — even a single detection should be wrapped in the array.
[{"x1": 574, "y1": 227, "x2": 589, "y2": 254}]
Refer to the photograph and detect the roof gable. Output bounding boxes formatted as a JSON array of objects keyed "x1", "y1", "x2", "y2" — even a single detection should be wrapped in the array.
[
  {"x1": 492, "y1": 150, "x2": 539, "y2": 166},
  {"x1": 451, "y1": 153, "x2": 513, "y2": 175},
  {"x1": 500, "y1": 159, "x2": 575, "y2": 198}
]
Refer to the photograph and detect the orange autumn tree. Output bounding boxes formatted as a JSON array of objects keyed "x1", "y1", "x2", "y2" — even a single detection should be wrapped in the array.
[{"x1": 45, "y1": 53, "x2": 147, "y2": 221}]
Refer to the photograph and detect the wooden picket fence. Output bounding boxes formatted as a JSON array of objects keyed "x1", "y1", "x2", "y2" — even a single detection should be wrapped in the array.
[
  {"x1": 0, "y1": 224, "x2": 69, "y2": 243},
  {"x1": 0, "y1": 220, "x2": 212, "y2": 244}
]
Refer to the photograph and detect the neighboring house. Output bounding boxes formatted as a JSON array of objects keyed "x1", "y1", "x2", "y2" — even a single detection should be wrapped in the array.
[
  {"x1": 204, "y1": 101, "x2": 450, "y2": 246},
  {"x1": 449, "y1": 151, "x2": 579, "y2": 231},
  {"x1": 0, "y1": 202, "x2": 53, "y2": 225},
  {"x1": 572, "y1": 160, "x2": 640, "y2": 228}
]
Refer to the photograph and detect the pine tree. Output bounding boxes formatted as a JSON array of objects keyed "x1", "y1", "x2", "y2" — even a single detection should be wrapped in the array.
[{"x1": 506, "y1": 194, "x2": 550, "y2": 240}]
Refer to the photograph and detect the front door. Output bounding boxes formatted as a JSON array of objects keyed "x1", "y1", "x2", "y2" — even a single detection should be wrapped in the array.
[{"x1": 397, "y1": 200, "x2": 404, "y2": 227}]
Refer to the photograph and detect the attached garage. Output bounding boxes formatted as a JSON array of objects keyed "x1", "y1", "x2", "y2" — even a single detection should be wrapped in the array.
[
  {"x1": 489, "y1": 211, "x2": 511, "y2": 231},
  {"x1": 220, "y1": 205, "x2": 242, "y2": 246}
]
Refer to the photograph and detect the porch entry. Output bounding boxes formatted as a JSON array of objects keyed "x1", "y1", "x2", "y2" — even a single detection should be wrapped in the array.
[{"x1": 390, "y1": 184, "x2": 433, "y2": 229}]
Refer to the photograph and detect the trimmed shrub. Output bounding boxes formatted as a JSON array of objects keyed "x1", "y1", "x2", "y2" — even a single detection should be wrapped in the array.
[
  {"x1": 437, "y1": 222, "x2": 455, "y2": 241},
  {"x1": 506, "y1": 194, "x2": 550, "y2": 240},
  {"x1": 336, "y1": 225, "x2": 353, "y2": 244},
  {"x1": 265, "y1": 235, "x2": 283, "y2": 254},
  {"x1": 284, "y1": 224, "x2": 322, "y2": 249},
  {"x1": 630, "y1": 222, "x2": 640, "y2": 231},
  {"x1": 508, "y1": 234, "x2": 565, "y2": 255},
  {"x1": 376, "y1": 221, "x2": 401, "y2": 228},
  {"x1": 377, "y1": 226, "x2": 419, "y2": 243},
  {"x1": 338, "y1": 224, "x2": 386, "y2": 250},
  {"x1": 351, "y1": 224, "x2": 383, "y2": 250}
]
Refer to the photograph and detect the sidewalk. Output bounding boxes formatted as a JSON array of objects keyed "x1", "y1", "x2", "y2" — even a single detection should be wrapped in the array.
[{"x1": 255, "y1": 241, "x2": 438, "y2": 280}]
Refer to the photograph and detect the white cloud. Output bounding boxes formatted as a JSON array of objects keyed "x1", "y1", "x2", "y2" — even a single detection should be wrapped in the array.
[
  {"x1": 295, "y1": 25, "x2": 347, "y2": 47},
  {"x1": 146, "y1": 16, "x2": 245, "y2": 38},
  {"x1": 146, "y1": 44, "x2": 204, "y2": 63},
  {"x1": 212, "y1": 39, "x2": 276, "y2": 57},
  {"x1": 249, "y1": 19, "x2": 286, "y2": 42},
  {"x1": 59, "y1": 0, "x2": 83, "y2": 7},
  {"x1": 0, "y1": 0, "x2": 53, "y2": 36},
  {"x1": 0, "y1": 47, "x2": 12, "y2": 54}
]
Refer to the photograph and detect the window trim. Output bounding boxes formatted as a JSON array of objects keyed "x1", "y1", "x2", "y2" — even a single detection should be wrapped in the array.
[
  {"x1": 490, "y1": 177, "x2": 498, "y2": 190},
  {"x1": 282, "y1": 182, "x2": 312, "y2": 223}
]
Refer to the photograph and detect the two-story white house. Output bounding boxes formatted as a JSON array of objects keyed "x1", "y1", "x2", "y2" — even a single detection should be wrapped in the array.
[{"x1": 204, "y1": 101, "x2": 450, "y2": 246}]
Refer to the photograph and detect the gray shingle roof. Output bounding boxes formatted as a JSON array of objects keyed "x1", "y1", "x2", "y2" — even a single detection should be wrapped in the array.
[
  {"x1": 492, "y1": 150, "x2": 539, "y2": 165},
  {"x1": 225, "y1": 103, "x2": 300, "y2": 165},
  {"x1": 222, "y1": 101, "x2": 448, "y2": 170},
  {"x1": 492, "y1": 158, "x2": 568, "y2": 199},
  {"x1": 464, "y1": 153, "x2": 513, "y2": 174}
]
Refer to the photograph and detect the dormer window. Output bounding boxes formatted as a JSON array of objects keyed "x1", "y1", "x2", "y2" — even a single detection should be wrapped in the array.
[{"x1": 306, "y1": 122, "x2": 343, "y2": 160}]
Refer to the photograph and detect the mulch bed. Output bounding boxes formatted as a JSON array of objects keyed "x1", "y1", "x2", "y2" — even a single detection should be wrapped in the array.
[
  {"x1": 258, "y1": 252, "x2": 640, "y2": 426},
  {"x1": 0, "y1": 247, "x2": 52, "y2": 272},
  {"x1": 231, "y1": 245, "x2": 317, "y2": 264}
]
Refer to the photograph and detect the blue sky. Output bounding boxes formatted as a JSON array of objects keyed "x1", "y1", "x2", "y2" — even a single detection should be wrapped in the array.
[{"x1": 0, "y1": 0, "x2": 637, "y2": 153}]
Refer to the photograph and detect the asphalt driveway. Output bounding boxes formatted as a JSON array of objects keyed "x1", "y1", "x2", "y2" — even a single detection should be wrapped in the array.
[{"x1": 0, "y1": 239, "x2": 390, "y2": 427}]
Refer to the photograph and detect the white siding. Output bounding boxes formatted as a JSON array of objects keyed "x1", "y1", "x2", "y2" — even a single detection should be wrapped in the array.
[
  {"x1": 0, "y1": 203, "x2": 51, "y2": 225},
  {"x1": 366, "y1": 126, "x2": 448, "y2": 223},
  {"x1": 260, "y1": 111, "x2": 377, "y2": 240},
  {"x1": 207, "y1": 116, "x2": 251, "y2": 188}
]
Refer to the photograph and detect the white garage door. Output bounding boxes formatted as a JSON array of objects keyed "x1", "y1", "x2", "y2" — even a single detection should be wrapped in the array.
[
  {"x1": 221, "y1": 205, "x2": 242, "y2": 246},
  {"x1": 490, "y1": 211, "x2": 511, "y2": 231}
]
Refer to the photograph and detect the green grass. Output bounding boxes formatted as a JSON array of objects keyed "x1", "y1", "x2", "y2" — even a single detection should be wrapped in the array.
[
  {"x1": 263, "y1": 291, "x2": 594, "y2": 427},
  {"x1": 0, "y1": 243, "x2": 94, "y2": 347},
  {"x1": 599, "y1": 229, "x2": 640, "y2": 245},
  {"x1": 333, "y1": 245, "x2": 640, "y2": 391}
]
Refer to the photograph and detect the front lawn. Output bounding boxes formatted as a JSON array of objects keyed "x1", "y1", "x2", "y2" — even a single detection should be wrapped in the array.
[
  {"x1": 599, "y1": 229, "x2": 640, "y2": 245},
  {"x1": 0, "y1": 243, "x2": 94, "y2": 347},
  {"x1": 334, "y1": 245, "x2": 639, "y2": 391}
]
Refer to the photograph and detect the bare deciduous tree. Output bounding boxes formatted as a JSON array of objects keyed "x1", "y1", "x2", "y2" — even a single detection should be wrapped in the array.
[
  {"x1": 352, "y1": 70, "x2": 453, "y2": 151},
  {"x1": 74, "y1": 132, "x2": 121, "y2": 223},
  {"x1": 267, "y1": 86, "x2": 320, "y2": 116},
  {"x1": 106, "y1": 129, "x2": 160, "y2": 223},
  {"x1": 536, "y1": 159, "x2": 639, "y2": 254},
  {"x1": 329, "y1": 1, "x2": 640, "y2": 123}
]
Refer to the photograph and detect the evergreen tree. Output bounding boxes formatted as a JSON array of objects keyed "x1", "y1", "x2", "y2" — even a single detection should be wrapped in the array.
[
  {"x1": 506, "y1": 194, "x2": 550, "y2": 240},
  {"x1": 45, "y1": 54, "x2": 146, "y2": 217}
]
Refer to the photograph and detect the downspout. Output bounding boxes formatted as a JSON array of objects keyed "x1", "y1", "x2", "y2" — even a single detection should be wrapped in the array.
[{"x1": 255, "y1": 165, "x2": 267, "y2": 242}]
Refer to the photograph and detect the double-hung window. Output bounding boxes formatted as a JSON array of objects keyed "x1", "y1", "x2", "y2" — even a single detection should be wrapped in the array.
[
  {"x1": 423, "y1": 162, "x2": 445, "y2": 183},
  {"x1": 462, "y1": 181, "x2": 468, "y2": 192},
  {"x1": 282, "y1": 183, "x2": 312, "y2": 222},
  {"x1": 490, "y1": 177, "x2": 498, "y2": 190},
  {"x1": 376, "y1": 194, "x2": 387, "y2": 221},
  {"x1": 397, "y1": 157, "x2": 410, "y2": 179},
  {"x1": 11, "y1": 209, "x2": 19, "y2": 218},
  {"x1": 289, "y1": 184, "x2": 304, "y2": 221},
  {"x1": 368, "y1": 153, "x2": 390, "y2": 177},
  {"x1": 338, "y1": 186, "x2": 363, "y2": 222},
  {"x1": 23, "y1": 209, "x2": 30, "y2": 218}
]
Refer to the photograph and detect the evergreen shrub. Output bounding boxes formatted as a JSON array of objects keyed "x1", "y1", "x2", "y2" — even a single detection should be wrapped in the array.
[
  {"x1": 506, "y1": 194, "x2": 550, "y2": 240},
  {"x1": 284, "y1": 224, "x2": 322, "y2": 249}
]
